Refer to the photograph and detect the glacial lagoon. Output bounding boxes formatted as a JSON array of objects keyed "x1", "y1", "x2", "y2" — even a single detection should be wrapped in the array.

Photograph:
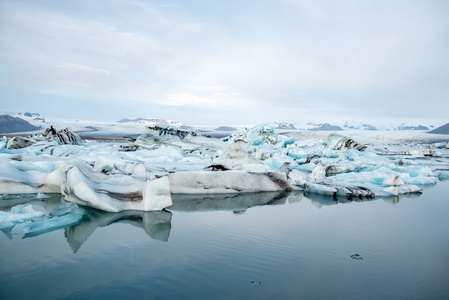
[{"x1": 1, "y1": 183, "x2": 448, "y2": 299}]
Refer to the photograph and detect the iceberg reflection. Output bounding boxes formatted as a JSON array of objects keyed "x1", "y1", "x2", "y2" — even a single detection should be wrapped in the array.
[
  {"x1": 304, "y1": 189, "x2": 423, "y2": 208},
  {"x1": 169, "y1": 191, "x2": 296, "y2": 213},
  {"x1": 64, "y1": 209, "x2": 172, "y2": 253}
]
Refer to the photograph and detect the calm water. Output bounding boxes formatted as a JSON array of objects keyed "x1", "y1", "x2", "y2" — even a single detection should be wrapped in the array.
[{"x1": 1, "y1": 183, "x2": 448, "y2": 299}]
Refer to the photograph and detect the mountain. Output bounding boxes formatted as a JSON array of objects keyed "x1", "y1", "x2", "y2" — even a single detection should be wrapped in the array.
[
  {"x1": 308, "y1": 123, "x2": 343, "y2": 131},
  {"x1": 395, "y1": 124, "x2": 432, "y2": 130},
  {"x1": 343, "y1": 121, "x2": 377, "y2": 131},
  {"x1": 429, "y1": 123, "x2": 449, "y2": 135},
  {"x1": 272, "y1": 122, "x2": 297, "y2": 130},
  {"x1": 118, "y1": 118, "x2": 184, "y2": 127},
  {"x1": 0, "y1": 115, "x2": 41, "y2": 133}
]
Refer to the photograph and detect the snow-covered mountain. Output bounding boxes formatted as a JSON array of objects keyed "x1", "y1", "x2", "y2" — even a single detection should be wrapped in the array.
[
  {"x1": 394, "y1": 123, "x2": 434, "y2": 131},
  {"x1": 118, "y1": 118, "x2": 185, "y2": 127},
  {"x1": 429, "y1": 123, "x2": 449, "y2": 134},
  {"x1": 2, "y1": 112, "x2": 48, "y2": 128},
  {"x1": 343, "y1": 121, "x2": 377, "y2": 131},
  {"x1": 374, "y1": 122, "x2": 435, "y2": 131},
  {"x1": 307, "y1": 123, "x2": 343, "y2": 131},
  {"x1": 271, "y1": 122, "x2": 297, "y2": 130},
  {"x1": 0, "y1": 115, "x2": 40, "y2": 133}
]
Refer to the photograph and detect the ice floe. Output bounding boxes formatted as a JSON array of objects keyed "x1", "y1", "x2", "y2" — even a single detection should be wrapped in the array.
[{"x1": 0, "y1": 123, "x2": 448, "y2": 216}]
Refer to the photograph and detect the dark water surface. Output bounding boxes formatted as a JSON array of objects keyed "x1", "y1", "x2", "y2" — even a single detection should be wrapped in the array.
[{"x1": 1, "y1": 183, "x2": 448, "y2": 299}]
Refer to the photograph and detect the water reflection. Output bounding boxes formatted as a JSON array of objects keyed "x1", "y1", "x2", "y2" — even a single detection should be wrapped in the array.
[
  {"x1": 304, "y1": 190, "x2": 423, "y2": 207},
  {"x1": 304, "y1": 192, "x2": 377, "y2": 208},
  {"x1": 0, "y1": 193, "x2": 63, "y2": 210},
  {"x1": 0, "y1": 189, "x2": 424, "y2": 252},
  {"x1": 169, "y1": 191, "x2": 297, "y2": 213},
  {"x1": 65, "y1": 209, "x2": 172, "y2": 253}
]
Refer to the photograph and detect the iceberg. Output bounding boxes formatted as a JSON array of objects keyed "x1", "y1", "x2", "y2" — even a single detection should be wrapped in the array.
[
  {"x1": 303, "y1": 181, "x2": 421, "y2": 199},
  {"x1": 169, "y1": 140, "x2": 291, "y2": 194},
  {"x1": 62, "y1": 165, "x2": 172, "y2": 212},
  {"x1": 38, "y1": 126, "x2": 83, "y2": 145},
  {"x1": 0, "y1": 121, "x2": 448, "y2": 213},
  {"x1": 224, "y1": 124, "x2": 295, "y2": 147},
  {"x1": 22, "y1": 213, "x2": 83, "y2": 237},
  {"x1": 0, "y1": 203, "x2": 47, "y2": 230},
  {"x1": 168, "y1": 170, "x2": 290, "y2": 194},
  {"x1": 6, "y1": 137, "x2": 34, "y2": 149},
  {"x1": 325, "y1": 134, "x2": 367, "y2": 151},
  {"x1": 135, "y1": 124, "x2": 223, "y2": 150}
]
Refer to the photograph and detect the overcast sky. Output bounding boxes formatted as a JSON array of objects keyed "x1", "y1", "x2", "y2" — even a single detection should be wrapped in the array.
[{"x1": 0, "y1": 0, "x2": 448, "y2": 126}]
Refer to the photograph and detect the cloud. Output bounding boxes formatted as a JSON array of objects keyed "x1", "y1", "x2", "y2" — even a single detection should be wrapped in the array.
[{"x1": 0, "y1": 0, "x2": 448, "y2": 125}]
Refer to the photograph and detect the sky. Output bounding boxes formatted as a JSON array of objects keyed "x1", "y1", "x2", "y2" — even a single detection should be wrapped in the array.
[{"x1": 0, "y1": 0, "x2": 448, "y2": 126}]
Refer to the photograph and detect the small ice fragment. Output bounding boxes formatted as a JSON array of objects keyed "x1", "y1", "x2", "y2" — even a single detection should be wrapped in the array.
[
  {"x1": 350, "y1": 253, "x2": 363, "y2": 260},
  {"x1": 22, "y1": 213, "x2": 83, "y2": 236},
  {"x1": 36, "y1": 193, "x2": 50, "y2": 199}
]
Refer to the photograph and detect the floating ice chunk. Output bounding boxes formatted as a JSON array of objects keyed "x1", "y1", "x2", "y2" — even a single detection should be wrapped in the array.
[
  {"x1": 303, "y1": 179, "x2": 421, "y2": 198},
  {"x1": 6, "y1": 137, "x2": 34, "y2": 149},
  {"x1": 43, "y1": 126, "x2": 82, "y2": 145},
  {"x1": 224, "y1": 124, "x2": 294, "y2": 147},
  {"x1": 22, "y1": 213, "x2": 83, "y2": 237},
  {"x1": 168, "y1": 170, "x2": 290, "y2": 194},
  {"x1": 209, "y1": 140, "x2": 272, "y2": 172},
  {"x1": 437, "y1": 172, "x2": 449, "y2": 181},
  {"x1": 0, "y1": 204, "x2": 46, "y2": 229},
  {"x1": 304, "y1": 182, "x2": 340, "y2": 197},
  {"x1": 36, "y1": 193, "x2": 50, "y2": 199},
  {"x1": 136, "y1": 125, "x2": 220, "y2": 150},
  {"x1": 382, "y1": 184, "x2": 423, "y2": 196},
  {"x1": 62, "y1": 166, "x2": 172, "y2": 212},
  {"x1": 401, "y1": 166, "x2": 434, "y2": 177},
  {"x1": 326, "y1": 134, "x2": 366, "y2": 151},
  {"x1": 50, "y1": 202, "x2": 85, "y2": 217}
]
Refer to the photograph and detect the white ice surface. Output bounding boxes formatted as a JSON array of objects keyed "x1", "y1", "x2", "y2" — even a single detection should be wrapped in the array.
[{"x1": 168, "y1": 170, "x2": 290, "y2": 194}]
